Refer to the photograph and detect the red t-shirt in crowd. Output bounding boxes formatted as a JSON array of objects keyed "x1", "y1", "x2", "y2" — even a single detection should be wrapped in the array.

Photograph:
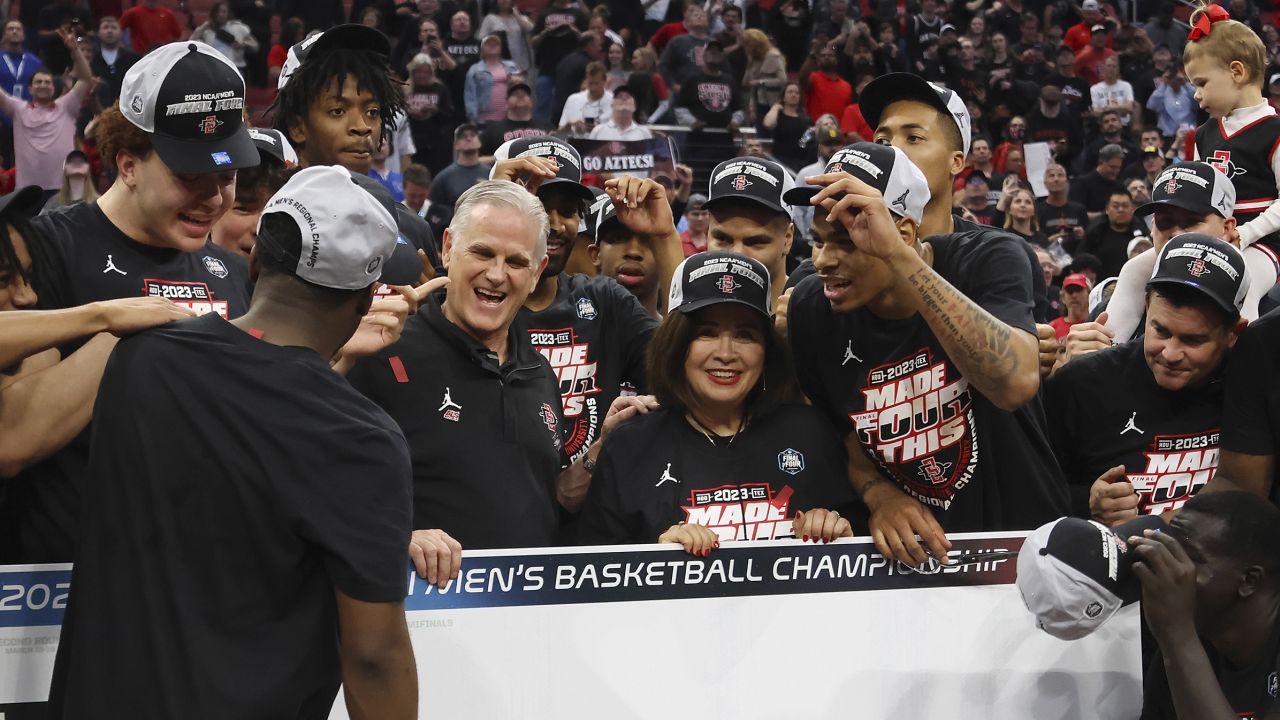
[
  {"x1": 806, "y1": 73, "x2": 852, "y2": 124},
  {"x1": 1050, "y1": 316, "x2": 1080, "y2": 340},
  {"x1": 1064, "y1": 23, "x2": 1112, "y2": 53},
  {"x1": 648, "y1": 22, "x2": 688, "y2": 53},
  {"x1": 1073, "y1": 46, "x2": 1115, "y2": 87},
  {"x1": 268, "y1": 44, "x2": 288, "y2": 69},
  {"x1": 119, "y1": 5, "x2": 184, "y2": 55},
  {"x1": 840, "y1": 104, "x2": 874, "y2": 142}
]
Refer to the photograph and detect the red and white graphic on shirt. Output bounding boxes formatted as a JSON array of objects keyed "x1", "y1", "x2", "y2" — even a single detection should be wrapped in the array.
[
  {"x1": 683, "y1": 483, "x2": 794, "y2": 542},
  {"x1": 141, "y1": 279, "x2": 229, "y2": 318},
  {"x1": 850, "y1": 348, "x2": 978, "y2": 510},
  {"x1": 1128, "y1": 430, "x2": 1220, "y2": 515},
  {"x1": 697, "y1": 82, "x2": 731, "y2": 112},
  {"x1": 530, "y1": 327, "x2": 600, "y2": 460},
  {"x1": 1208, "y1": 149, "x2": 1246, "y2": 179}
]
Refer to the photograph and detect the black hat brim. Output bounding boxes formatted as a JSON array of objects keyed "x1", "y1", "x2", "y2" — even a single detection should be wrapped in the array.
[
  {"x1": 703, "y1": 194, "x2": 790, "y2": 217},
  {"x1": 673, "y1": 296, "x2": 771, "y2": 320},
  {"x1": 151, "y1": 124, "x2": 261, "y2": 175},
  {"x1": 538, "y1": 177, "x2": 597, "y2": 205},
  {"x1": 1135, "y1": 197, "x2": 1220, "y2": 218},
  {"x1": 0, "y1": 185, "x2": 46, "y2": 220},
  {"x1": 859, "y1": 73, "x2": 952, "y2": 135},
  {"x1": 311, "y1": 24, "x2": 391, "y2": 59}
]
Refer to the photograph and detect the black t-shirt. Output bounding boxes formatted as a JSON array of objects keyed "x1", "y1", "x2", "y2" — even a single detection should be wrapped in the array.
[
  {"x1": 48, "y1": 314, "x2": 412, "y2": 719},
  {"x1": 1069, "y1": 169, "x2": 1124, "y2": 215},
  {"x1": 1045, "y1": 72, "x2": 1091, "y2": 116},
  {"x1": 517, "y1": 273, "x2": 658, "y2": 463},
  {"x1": 533, "y1": 6, "x2": 586, "y2": 75},
  {"x1": 578, "y1": 405, "x2": 856, "y2": 544},
  {"x1": 441, "y1": 35, "x2": 481, "y2": 106},
  {"x1": 1221, "y1": 309, "x2": 1280, "y2": 503},
  {"x1": 1079, "y1": 218, "x2": 1138, "y2": 280},
  {"x1": 347, "y1": 292, "x2": 567, "y2": 549},
  {"x1": 788, "y1": 225, "x2": 1069, "y2": 532},
  {"x1": 1037, "y1": 198, "x2": 1091, "y2": 246},
  {"x1": 676, "y1": 71, "x2": 741, "y2": 127},
  {"x1": 480, "y1": 118, "x2": 555, "y2": 156},
  {"x1": 1141, "y1": 618, "x2": 1280, "y2": 719},
  {"x1": 1045, "y1": 340, "x2": 1224, "y2": 518},
  {"x1": 15, "y1": 202, "x2": 251, "y2": 562}
]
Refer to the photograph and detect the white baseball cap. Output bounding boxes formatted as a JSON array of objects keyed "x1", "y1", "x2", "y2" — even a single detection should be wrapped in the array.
[
  {"x1": 255, "y1": 166, "x2": 420, "y2": 290},
  {"x1": 120, "y1": 41, "x2": 259, "y2": 175},
  {"x1": 783, "y1": 142, "x2": 931, "y2": 224}
]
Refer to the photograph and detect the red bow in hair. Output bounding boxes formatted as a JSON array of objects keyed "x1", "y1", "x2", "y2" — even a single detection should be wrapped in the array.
[{"x1": 1188, "y1": 4, "x2": 1231, "y2": 41}]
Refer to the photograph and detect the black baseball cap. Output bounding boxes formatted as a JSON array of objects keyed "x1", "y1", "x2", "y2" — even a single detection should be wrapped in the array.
[
  {"x1": 0, "y1": 185, "x2": 45, "y2": 221},
  {"x1": 246, "y1": 127, "x2": 299, "y2": 167},
  {"x1": 508, "y1": 81, "x2": 533, "y2": 97},
  {"x1": 859, "y1": 73, "x2": 972, "y2": 155},
  {"x1": 668, "y1": 251, "x2": 773, "y2": 319},
  {"x1": 491, "y1": 135, "x2": 596, "y2": 204},
  {"x1": 277, "y1": 24, "x2": 390, "y2": 90},
  {"x1": 1136, "y1": 161, "x2": 1235, "y2": 219},
  {"x1": 783, "y1": 142, "x2": 931, "y2": 223},
  {"x1": 611, "y1": 83, "x2": 634, "y2": 100},
  {"x1": 584, "y1": 187, "x2": 610, "y2": 240},
  {"x1": 703, "y1": 157, "x2": 795, "y2": 216},
  {"x1": 1147, "y1": 233, "x2": 1250, "y2": 318},
  {"x1": 120, "y1": 42, "x2": 259, "y2": 175},
  {"x1": 1017, "y1": 515, "x2": 1165, "y2": 640}
]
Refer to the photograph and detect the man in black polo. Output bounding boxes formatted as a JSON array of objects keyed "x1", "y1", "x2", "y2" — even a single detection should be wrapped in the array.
[
  {"x1": 347, "y1": 180, "x2": 569, "y2": 550},
  {"x1": 50, "y1": 165, "x2": 422, "y2": 719},
  {"x1": 1045, "y1": 235, "x2": 1248, "y2": 525}
]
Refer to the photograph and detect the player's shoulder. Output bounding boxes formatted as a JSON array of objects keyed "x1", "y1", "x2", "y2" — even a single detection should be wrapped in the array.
[
  {"x1": 31, "y1": 200, "x2": 97, "y2": 240},
  {"x1": 1052, "y1": 340, "x2": 1139, "y2": 386},
  {"x1": 601, "y1": 408, "x2": 677, "y2": 459}
]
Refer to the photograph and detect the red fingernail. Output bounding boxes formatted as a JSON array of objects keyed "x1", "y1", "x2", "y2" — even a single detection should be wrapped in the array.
[
  {"x1": 713, "y1": 541, "x2": 720, "y2": 548},
  {"x1": 802, "y1": 535, "x2": 809, "y2": 542}
]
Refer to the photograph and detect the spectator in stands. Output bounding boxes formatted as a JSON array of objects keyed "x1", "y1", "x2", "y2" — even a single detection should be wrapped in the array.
[
  {"x1": 1147, "y1": 66, "x2": 1197, "y2": 141},
  {"x1": 626, "y1": 46, "x2": 668, "y2": 123},
  {"x1": 674, "y1": 40, "x2": 741, "y2": 132},
  {"x1": 1075, "y1": 24, "x2": 1116, "y2": 87},
  {"x1": 648, "y1": 3, "x2": 697, "y2": 54},
  {"x1": 1091, "y1": 55, "x2": 1137, "y2": 127},
  {"x1": 1127, "y1": 177, "x2": 1152, "y2": 207},
  {"x1": 1003, "y1": 187, "x2": 1048, "y2": 247},
  {"x1": 479, "y1": 82, "x2": 548, "y2": 158},
  {"x1": 0, "y1": 30, "x2": 91, "y2": 195},
  {"x1": 404, "y1": 54, "x2": 456, "y2": 175},
  {"x1": 43, "y1": 150, "x2": 97, "y2": 212},
  {"x1": 762, "y1": 83, "x2": 812, "y2": 172},
  {"x1": 369, "y1": 137, "x2": 404, "y2": 203},
  {"x1": 711, "y1": 5, "x2": 747, "y2": 80},
  {"x1": 191, "y1": 2, "x2": 259, "y2": 77},
  {"x1": 743, "y1": 29, "x2": 787, "y2": 129},
  {"x1": 478, "y1": 0, "x2": 535, "y2": 74},
  {"x1": 559, "y1": 61, "x2": 612, "y2": 136},
  {"x1": 1028, "y1": 83, "x2": 1083, "y2": 163},
  {"x1": 1064, "y1": 0, "x2": 1110, "y2": 54},
  {"x1": 1049, "y1": 273, "x2": 1092, "y2": 340},
  {"x1": 1144, "y1": 2, "x2": 1187, "y2": 58},
  {"x1": 37, "y1": 0, "x2": 93, "y2": 76},
  {"x1": 0, "y1": 21, "x2": 40, "y2": 102},
  {"x1": 993, "y1": 117, "x2": 1026, "y2": 174},
  {"x1": 961, "y1": 173, "x2": 996, "y2": 226},
  {"x1": 906, "y1": 0, "x2": 943, "y2": 62},
  {"x1": 554, "y1": 31, "x2": 602, "y2": 124},
  {"x1": 659, "y1": 5, "x2": 710, "y2": 94},
  {"x1": 119, "y1": 0, "x2": 186, "y2": 55},
  {"x1": 1078, "y1": 188, "x2": 1140, "y2": 279},
  {"x1": 587, "y1": 9, "x2": 624, "y2": 53},
  {"x1": 590, "y1": 86, "x2": 652, "y2": 141},
  {"x1": 801, "y1": 44, "x2": 852, "y2": 125},
  {"x1": 1072, "y1": 143, "x2": 1127, "y2": 218},
  {"x1": 268, "y1": 17, "x2": 305, "y2": 88},
  {"x1": 430, "y1": 124, "x2": 490, "y2": 212},
  {"x1": 90, "y1": 16, "x2": 139, "y2": 109},
  {"x1": 403, "y1": 163, "x2": 431, "y2": 215},
  {"x1": 1038, "y1": 163, "x2": 1090, "y2": 251},
  {"x1": 604, "y1": 37, "x2": 628, "y2": 91},
  {"x1": 769, "y1": 0, "x2": 813, "y2": 71},
  {"x1": 1079, "y1": 109, "x2": 1139, "y2": 173},
  {"x1": 277, "y1": 0, "x2": 344, "y2": 33},
  {"x1": 532, "y1": 0, "x2": 587, "y2": 125},
  {"x1": 441, "y1": 10, "x2": 480, "y2": 109},
  {"x1": 679, "y1": 193, "x2": 709, "y2": 256},
  {"x1": 464, "y1": 35, "x2": 517, "y2": 125},
  {"x1": 1047, "y1": 44, "x2": 1091, "y2": 116}
]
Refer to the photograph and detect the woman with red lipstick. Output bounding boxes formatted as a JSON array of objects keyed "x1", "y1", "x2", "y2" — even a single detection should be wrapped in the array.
[{"x1": 577, "y1": 251, "x2": 856, "y2": 556}]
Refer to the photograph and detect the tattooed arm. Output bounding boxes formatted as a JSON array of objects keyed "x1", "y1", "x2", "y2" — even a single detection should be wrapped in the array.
[{"x1": 804, "y1": 171, "x2": 1041, "y2": 412}]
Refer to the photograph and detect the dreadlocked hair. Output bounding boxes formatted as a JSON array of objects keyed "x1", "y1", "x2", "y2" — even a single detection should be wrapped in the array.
[{"x1": 268, "y1": 48, "x2": 407, "y2": 151}]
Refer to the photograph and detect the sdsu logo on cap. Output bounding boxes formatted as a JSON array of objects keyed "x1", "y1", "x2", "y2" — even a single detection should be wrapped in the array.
[{"x1": 119, "y1": 42, "x2": 259, "y2": 175}]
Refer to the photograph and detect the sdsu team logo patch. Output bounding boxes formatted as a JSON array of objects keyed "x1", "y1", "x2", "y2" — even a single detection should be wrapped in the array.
[
  {"x1": 717, "y1": 275, "x2": 739, "y2": 294},
  {"x1": 203, "y1": 256, "x2": 229, "y2": 279},
  {"x1": 1187, "y1": 258, "x2": 1209, "y2": 277},
  {"x1": 730, "y1": 174, "x2": 752, "y2": 191},
  {"x1": 777, "y1": 448, "x2": 805, "y2": 475},
  {"x1": 850, "y1": 348, "x2": 978, "y2": 510},
  {"x1": 142, "y1": 279, "x2": 229, "y2": 318},
  {"x1": 1128, "y1": 431, "x2": 1221, "y2": 514},
  {"x1": 575, "y1": 297, "x2": 597, "y2": 320},
  {"x1": 683, "y1": 484, "x2": 794, "y2": 542}
]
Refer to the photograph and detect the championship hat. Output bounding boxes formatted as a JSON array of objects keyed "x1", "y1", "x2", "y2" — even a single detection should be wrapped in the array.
[
  {"x1": 783, "y1": 142, "x2": 930, "y2": 224},
  {"x1": 120, "y1": 42, "x2": 259, "y2": 175},
  {"x1": 1136, "y1": 162, "x2": 1235, "y2": 219},
  {"x1": 583, "y1": 187, "x2": 609, "y2": 240},
  {"x1": 1016, "y1": 515, "x2": 1165, "y2": 640},
  {"x1": 703, "y1": 157, "x2": 795, "y2": 216},
  {"x1": 277, "y1": 24, "x2": 391, "y2": 90},
  {"x1": 491, "y1": 135, "x2": 596, "y2": 204},
  {"x1": 859, "y1": 73, "x2": 972, "y2": 155},
  {"x1": 668, "y1": 251, "x2": 772, "y2": 319},
  {"x1": 246, "y1": 127, "x2": 299, "y2": 167},
  {"x1": 255, "y1": 165, "x2": 420, "y2": 290},
  {"x1": 1147, "y1": 233, "x2": 1250, "y2": 318}
]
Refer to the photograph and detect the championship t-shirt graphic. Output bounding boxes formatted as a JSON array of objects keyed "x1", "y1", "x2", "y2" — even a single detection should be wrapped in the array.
[
  {"x1": 141, "y1": 278, "x2": 230, "y2": 317},
  {"x1": 682, "y1": 483, "x2": 794, "y2": 542},
  {"x1": 697, "y1": 82, "x2": 731, "y2": 112},
  {"x1": 1128, "y1": 430, "x2": 1220, "y2": 515},
  {"x1": 530, "y1": 326, "x2": 600, "y2": 459},
  {"x1": 850, "y1": 348, "x2": 979, "y2": 510}
]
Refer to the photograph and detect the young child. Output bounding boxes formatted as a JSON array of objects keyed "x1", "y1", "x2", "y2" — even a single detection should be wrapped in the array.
[{"x1": 1184, "y1": 3, "x2": 1280, "y2": 319}]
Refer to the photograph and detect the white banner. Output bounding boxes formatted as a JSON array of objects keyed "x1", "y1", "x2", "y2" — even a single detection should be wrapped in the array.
[{"x1": 0, "y1": 535, "x2": 1143, "y2": 720}]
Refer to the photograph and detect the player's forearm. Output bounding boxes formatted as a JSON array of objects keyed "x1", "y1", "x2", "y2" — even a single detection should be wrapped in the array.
[
  {"x1": 0, "y1": 304, "x2": 112, "y2": 369},
  {"x1": 890, "y1": 250, "x2": 1040, "y2": 411},
  {"x1": 0, "y1": 334, "x2": 115, "y2": 478},
  {"x1": 649, "y1": 228, "x2": 683, "y2": 301},
  {"x1": 341, "y1": 627, "x2": 418, "y2": 720},
  {"x1": 69, "y1": 40, "x2": 93, "y2": 84},
  {"x1": 1160, "y1": 632, "x2": 1240, "y2": 720}
]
